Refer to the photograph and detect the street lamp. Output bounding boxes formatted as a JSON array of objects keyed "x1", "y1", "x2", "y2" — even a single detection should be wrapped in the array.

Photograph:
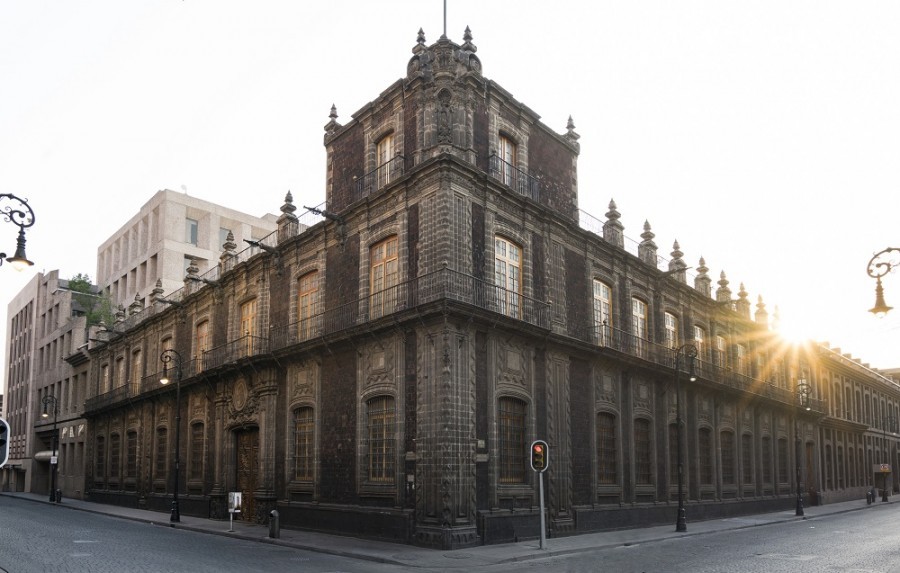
[
  {"x1": 0, "y1": 193, "x2": 36, "y2": 270},
  {"x1": 673, "y1": 343, "x2": 697, "y2": 532},
  {"x1": 795, "y1": 379, "x2": 811, "y2": 516},
  {"x1": 41, "y1": 395, "x2": 59, "y2": 503},
  {"x1": 160, "y1": 349, "x2": 183, "y2": 522},
  {"x1": 867, "y1": 247, "x2": 899, "y2": 317},
  {"x1": 881, "y1": 413, "x2": 896, "y2": 502}
]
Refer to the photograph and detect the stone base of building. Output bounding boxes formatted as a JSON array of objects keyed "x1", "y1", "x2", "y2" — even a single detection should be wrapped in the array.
[{"x1": 414, "y1": 524, "x2": 480, "y2": 549}]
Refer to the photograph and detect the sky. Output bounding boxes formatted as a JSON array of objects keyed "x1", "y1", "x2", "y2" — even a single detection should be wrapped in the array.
[{"x1": 0, "y1": 0, "x2": 898, "y2": 384}]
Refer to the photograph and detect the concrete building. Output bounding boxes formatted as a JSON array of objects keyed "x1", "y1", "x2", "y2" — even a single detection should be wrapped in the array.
[
  {"x1": 1, "y1": 270, "x2": 91, "y2": 497},
  {"x1": 96, "y1": 189, "x2": 279, "y2": 310},
  {"x1": 79, "y1": 29, "x2": 899, "y2": 548}
]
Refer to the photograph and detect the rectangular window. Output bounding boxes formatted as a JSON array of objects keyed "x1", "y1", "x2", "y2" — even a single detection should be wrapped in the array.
[
  {"x1": 777, "y1": 438, "x2": 789, "y2": 483},
  {"x1": 668, "y1": 423, "x2": 679, "y2": 486},
  {"x1": 499, "y1": 135, "x2": 517, "y2": 186},
  {"x1": 367, "y1": 397, "x2": 395, "y2": 483},
  {"x1": 596, "y1": 413, "x2": 617, "y2": 485},
  {"x1": 694, "y1": 326, "x2": 706, "y2": 360},
  {"x1": 742, "y1": 434, "x2": 753, "y2": 484},
  {"x1": 101, "y1": 364, "x2": 110, "y2": 393},
  {"x1": 592, "y1": 280, "x2": 613, "y2": 345},
  {"x1": 736, "y1": 344, "x2": 748, "y2": 375},
  {"x1": 293, "y1": 407, "x2": 315, "y2": 481},
  {"x1": 130, "y1": 350, "x2": 142, "y2": 385},
  {"x1": 495, "y1": 236, "x2": 522, "y2": 319},
  {"x1": 95, "y1": 436, "x2": 106, "y2": 481},
  {"x1": 715, "y1": 335, "x2": 727, "y2": 368},
  {"x1": 126, "y1": 431, "x2": 137, "y2": 479},
  {"x1": 376, "y1": 133, "x2": 395, "y2": 188},
  {"x1": 185, "y1": 218, "x2": 198, "y2": 246},
  {"x1": 634, "y1": 419, "x2": 652, "y2": 485},
  {"x1": 155, "y1": 428, "x2": 168, "y2": 479},
  {"x1": 297, "y1": 271, "x2": 320, "y2": 340},
  {"x1": 632, "y1": 298, "x2": 648, "y2": 357},
  {"x1": 664, "y1": 312, "x2": 678, "y2": 349},
  {"x1": 189, "y1": 423, "x2": 204, "y2": 481},
  {"x1": 499, "y1": 397, "x2": 527, "y2": 484},
  {"x1": 109, "y1": 433, "x2": 121, "y2": 481},
  {"x1": 699, "y1": 428, "x2": 713, "y2": 485},
  {"x1": 762, "y1": 437, "x2": 773, "y2": 483},
  {"x1": 195, "y1": 320, "x2": 210, "y2": 359},
  {"x1": 721, "y1": 431, "x2": 735, "y2": 485},
  {"x1": 370, "y1": 237, "x2": 399, "y2": 319},
  {"x1": 240, "y1": 299, "x2": 258, "y2": 355}
]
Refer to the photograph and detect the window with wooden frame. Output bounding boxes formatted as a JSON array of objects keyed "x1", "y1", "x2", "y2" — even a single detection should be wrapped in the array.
[
  {"x1": 664, "y1": 312, "x2": 679, "y2": 349},
  {"x1": 762, "y1": 436, "x2": 773, "y2": 483},
  {"x1": 499, "y1": 397, "x2": 527, "y2": 484},
  {"x1": 293, "y1": 407, "x2": 315, "y2": 481},
  {"x1": 742, "y1": 433, "x2": 753, "y2": 484},
  {"x1": 370, "y1": 236, "x2": 399, "y2": 319},
  {"x1": 240, "y1": 299, "x2": 258, "y2": 355},
  {"x1": 195, "y1": 320, "x2": 210, "y2": 359},
  {"x1": 115, "y1": 356, "x2": 125, "y2": 389},
  {"x1": 699, "y1": 428, "x2": 713, "y2": 485},
  {"x1": 693, "y1": 326, "x2": 706, "y2": 360},
  {"x1": 155, "y1": 428, "x2": 168, "y2": 480},
  {"x1": 777, "y1": 437, "x2": 789, "y2": 483},
  {"x1": 592, "y1": 279, "x2": 613, "y2": 345},
  {"x1": 126, "y1": 431, "x2": 138, "y2": 479},
  {"x1": 498, "y1": 134, "x2": 517, "y2": 186},
  {"x1": 715, "y1": 335, "x2": 727, "y2": 368},
  {"x1": 376, "y1": 133, "x2": 395, "y2": 188},
  {"x1": 721, "y1": 431, "x2": 735, "y2": 485},
  {"x1": 130, "y1": 349, "x2": 141, "y2": 385},
  {"x1": 596, "y1": 412, "x2": 617, "y2": 485},
  {"x1": 632, "y1": 298, "x2": 648, "y2": 357},
  {"x1": 668, "y1": 423, "x2": 679, "y2": 485},
  {"x1": 366, "y1": 396, "x2": 395, "y2": 483},
  {"x1": 495, "y1": 236, "x2": 522, "y2": 319},
  {"x1": 297, "y1": 271, "x2": 320, "y2": 341},
  {"x1": 109, "y1": 433, "x2": 121, "y2": 481},
  {"x1": 95, "y1": 436, "x2": 106, "y2": 481}
]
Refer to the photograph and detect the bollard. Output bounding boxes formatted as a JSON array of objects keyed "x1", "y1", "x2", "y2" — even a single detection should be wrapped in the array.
[
  {"x1": 268, "y1": 509, "x2": 280, "y2": 539},
  {"x1": 55, "y1": 489, "x2": 62, "y2": 503}
]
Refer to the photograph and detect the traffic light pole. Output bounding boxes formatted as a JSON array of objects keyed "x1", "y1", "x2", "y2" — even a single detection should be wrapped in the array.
[
  {"x1": 530, "y1": 440, "x2": 549, "y2": 549},
  {"x1": 538, "y1": 470, "x2": 546, "y2": 549}
]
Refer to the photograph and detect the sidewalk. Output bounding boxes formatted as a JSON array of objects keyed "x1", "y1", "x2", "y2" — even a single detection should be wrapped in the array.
[{"x1": 1, "y1": 491, "x2": 892, "y2": 569}]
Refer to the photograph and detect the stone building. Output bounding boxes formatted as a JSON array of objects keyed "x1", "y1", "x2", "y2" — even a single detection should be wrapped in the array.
[{"x1": 80, "y1": 29, "x2": 897, "y2": 547}]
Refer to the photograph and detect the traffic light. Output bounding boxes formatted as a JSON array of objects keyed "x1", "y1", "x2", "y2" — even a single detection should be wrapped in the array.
[
  {"x1": 0, "y1": 417, "x2": 9, "y2": 468},
  {"x1": 530, "y1": 440, "x2": 549, "y2": 472}
]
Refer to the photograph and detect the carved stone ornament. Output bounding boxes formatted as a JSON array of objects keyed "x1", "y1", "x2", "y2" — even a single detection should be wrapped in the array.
[{"x1": 232, "y1": 378, "x2": 249, "y2": 411}]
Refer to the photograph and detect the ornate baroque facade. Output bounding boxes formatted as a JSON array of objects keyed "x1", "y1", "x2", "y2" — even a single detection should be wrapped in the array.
[{"x1": 81, "y1": 30, "x2": 900, "y2": 548}]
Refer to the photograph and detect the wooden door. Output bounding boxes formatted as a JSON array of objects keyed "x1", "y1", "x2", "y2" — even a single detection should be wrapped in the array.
[{"x1": 236, "y1": 428, "x2": 259, "y2": 522}]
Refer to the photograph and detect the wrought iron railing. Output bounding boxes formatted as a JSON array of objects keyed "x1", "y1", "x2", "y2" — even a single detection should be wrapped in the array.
[
  {"x1": 354, "y1": 156, "x2": 405, "y2": 202},
  {"x1": 488, "y1": 154, "x2": 540, "y2": 201}
]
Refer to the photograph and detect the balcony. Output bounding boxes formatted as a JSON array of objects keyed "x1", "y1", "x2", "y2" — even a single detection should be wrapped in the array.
[
  {"x1": 354, "y1": 156, "x2": 405, "y2": 203},
  {"x1": 488, "y1": 154, "x2": 540, "y2": 201},
  {"x1": 592, "y1": 322, "x2": 827, "y2": 412}
]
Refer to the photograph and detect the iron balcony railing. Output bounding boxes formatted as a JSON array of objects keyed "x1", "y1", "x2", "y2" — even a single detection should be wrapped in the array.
[
  {"x1": 488, "y1": 154, "x2": 540, "y2": 201},
  {"x1": 354, "y1": 156, "x2": 405, "y2": 203},
  {"x1": 270, "y1": 266, "x2": 550, "y2": 349},
  {"x1": 591, "y1": 322, "x2": 826, "y2": 412}
]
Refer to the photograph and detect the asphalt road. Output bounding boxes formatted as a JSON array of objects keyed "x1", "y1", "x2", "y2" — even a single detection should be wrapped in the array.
[{"x1": 0, "y1": 496, "x2": 399, "y2": 573}]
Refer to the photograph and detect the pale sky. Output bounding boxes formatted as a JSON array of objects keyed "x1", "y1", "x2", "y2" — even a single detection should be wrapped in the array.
[{"x1": 1, "y1": 0, "x2": 898, "y2": 390}]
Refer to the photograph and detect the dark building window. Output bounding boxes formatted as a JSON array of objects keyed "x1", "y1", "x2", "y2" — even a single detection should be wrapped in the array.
[
  {"x1": 699, "y1": 428, "x2": 713, "y2": 485},
  {"x1": 762, "y1": 437, "x2": 773, "y2": 484},
  {"x1": 668, "y1": 423, "x2": 679, "y2": 485},
  {"x1": 367, "y1": 396, "x2": 395, "y2": 483},
  {"x1": 777, "y1": 438, "x2": 789, "y2": 483},
  {"x1": 634, "y1": 418, "x2": 652, "y2": 485},
  {"x1": 126, "y1": 431, "x2": 137, "y2": 479},
  {"x1": 155, "y1": 428, "x2": 167, "y2": 479},
  {"x1": 596, "y1": 412, "x2": 617, "y2": 485},
  {"x1": 95, "y1": 436, "x2": 106, "y2": 481},
  {"x1": 499, "y1": 397, "x2": 527, "y2": 484},
  {"x1": 189, "y1": 423, "x2": 204, "y2": 481},
  {"x1": 109, "y1": 433, "x2": 121, "y2": 481},
  {"x1": 293, "y1": 407, "x2": 315, "y2": 481},
  {"x1": 742, "y1": 434, "x2": 753, "y2": 484},
  {"x1": 721, "y1": 431, "x2": 735, "y2": 485}
]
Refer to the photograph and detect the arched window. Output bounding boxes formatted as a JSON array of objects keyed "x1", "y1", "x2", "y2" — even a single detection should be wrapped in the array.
[
  {"x1": 499, "y1": 397, "x2": 527, "y2": 484},
  {"x1": 596, "y1": 412, "x2": 617, "y2": 485},
  {"x1": 366, "y1": 396, "x2": 396, "y2": 483},
  {"x1": 293, "y1": 407, "x2": 315, "y2": 481}
]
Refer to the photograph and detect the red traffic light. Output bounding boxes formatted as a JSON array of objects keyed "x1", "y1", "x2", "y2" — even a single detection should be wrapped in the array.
[{"x1": 530, "y1": 440, "x2": 549, "y2": 472}]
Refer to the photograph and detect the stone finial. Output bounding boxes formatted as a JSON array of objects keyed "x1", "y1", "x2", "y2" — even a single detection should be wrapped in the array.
[
  {"x1": 222, "y1": 230, "x2": 236, "y2": 253},
  {"x1": 716, "y1": 270, "x2": 732, "y2": 303},
  {"x1": 735, "y1": 282, "x2": 751, "y2": 318},
  {"x1": 565, "y1": 115, "x2": 581, "y2": 147},
  {"x1": 638, "y1": 220, "x2": 657, "y2": 266},
  {"x1": 115, "y1": 304, "x2": 126, "y2": 323},
  {"x1": 129, "y1": 293, "x2": 143, "y2": 316},
  {"x1": 277, "y1": 191, "x2": 299, "y2": 244},
  {"x1": 755, "y1": 295, "x2": 769, "y2": 326},
  {"x1": 461, "y1": 26, "x2": 476, "y2": 52},
  {"x1": 150, "y1": 279, "x2": 164, "y2": 304},
  {"x1": 668, "y1": 240, "x2": 688, "y2": 283},
  {"x1": 602, "y1": 199, "x2": 625, "y2": 249},
  {"x1": 694, "y1": 256, "x2": 712, "y2": 297},
  {"x1": 415, "y1": 28, "x2": 426, "y2": 51},
  {"x1": 329, "y1": 104, "x2": 337, "y2": 120},
  {"x1": 324, "y1": 104, "x2": 341, "y2": 137}
]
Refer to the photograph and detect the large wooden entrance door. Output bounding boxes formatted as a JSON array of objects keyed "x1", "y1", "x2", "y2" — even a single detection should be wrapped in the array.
[{"x1": 236, "y1": 428, "x2": 259, "y2": 522}]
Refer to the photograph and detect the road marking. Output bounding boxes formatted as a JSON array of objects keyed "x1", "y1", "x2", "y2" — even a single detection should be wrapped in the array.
[
  {"x1": 757, "y1": 553, "x2": 817, "y2": 561},
  {"x1": 73, "y1": 540, "x2": 99, "y2": 544}
]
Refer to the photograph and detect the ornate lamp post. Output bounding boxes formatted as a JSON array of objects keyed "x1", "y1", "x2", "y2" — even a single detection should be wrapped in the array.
[
  {"x1": 160, "y1": 349, "x2": 183, "y2": 522},
  {"x1": 795, "y1": 379, "x2": 811, "y2": 516},
  {"x1": 673, "y1": 343, "x2": 697, "y2": 532},
  {"x1": 867, "y1": 247, "x2": 899, "y2": 317},
  {"x1": 41, "y1": 395, "x2": 59, "y2": 502},
  {"x1": 0, "y1": 193, "x2": 36, "y2": 270}
]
